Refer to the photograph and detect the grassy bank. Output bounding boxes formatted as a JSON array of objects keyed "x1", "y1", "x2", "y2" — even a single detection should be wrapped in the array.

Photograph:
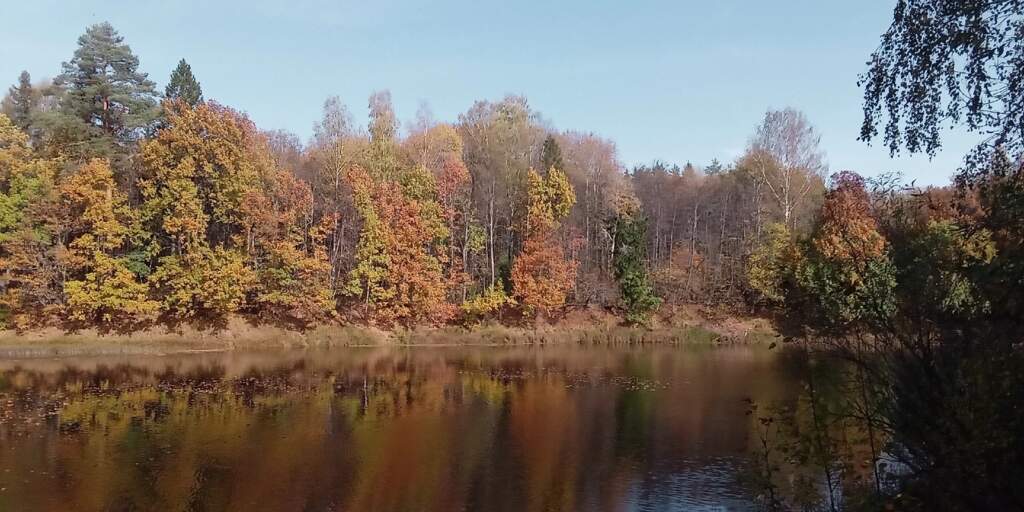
[{"x1": 0, "y1": 305, "x2": 778, "y2": 358}]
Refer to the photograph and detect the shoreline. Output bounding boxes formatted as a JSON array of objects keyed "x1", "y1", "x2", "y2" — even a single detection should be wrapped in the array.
[{"x1": 0, "y1": 306, "x2": 778, "y2": 359}]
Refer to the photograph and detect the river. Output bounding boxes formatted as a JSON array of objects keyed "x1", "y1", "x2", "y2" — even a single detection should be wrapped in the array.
[{"x1": 0, "y1": 344, "x2": 803, "y2": 511}]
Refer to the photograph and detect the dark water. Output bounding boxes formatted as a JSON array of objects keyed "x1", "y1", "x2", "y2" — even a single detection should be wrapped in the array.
[{"x1": 0, "y1": 345, "x2": 801, "y2": 511}]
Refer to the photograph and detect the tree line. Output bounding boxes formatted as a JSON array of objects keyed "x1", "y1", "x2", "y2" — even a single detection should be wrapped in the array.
[{"x1": 0, "y1": 22, "x2": 832, "y2": 329}]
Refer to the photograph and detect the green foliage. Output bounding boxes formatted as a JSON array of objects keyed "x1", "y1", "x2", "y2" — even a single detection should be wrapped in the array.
[
  {"x1": 899, "y1": 220, "x2": 995, "y2": 317},
  {"x1": 139, "y1": 101, "x2": 264, "y2": 251},
  {"x1": 5, "y1": 71, "x2": 36, "y2": 130},
  {"x1": 53, "y1": 22, "x2": 159, "y2": 158},
  {"x1": 466, "y1": 223, "x2": 487, "y2": 254},
  {"x1": 513, "y1": 166, "x2": 578, "y2": 315},
  {"x1": 794, "y1": 173, "x2": 898, "y2": 329},
  {"x1": 343, "y1": 166, "x2": 391, "y2": 306},
  {"x1": 796, "y1": 251, "x2": 897, "y2": 327},
  {"x1": 0, "y1": 114, "x2": 65, "y2": 328},
  {"x1": 64, "y1": 253, "x2": 157, "y2": 324},
  {"x1": 137, "y1": 102, "x2": 274, "y2": 319},
  {"x1": 400, "y1": 165, "x2": 438, "y2": 203},
  {"x1": 525, "y1": 167, "x2": 575, "y2": 234},
  {"x1": 611, "y1": 212, "x2": 660, "y2": 324},
  {"x1": 367, "y1": 90, "x2": 401, "y2": 179},
  {"x1": 0, "y1": 111, "x2": 32, "y2": 175},
  {"x1": 165, "y1": 59, "x2": 203, "y2": 106},
  {"x1": 747, "y1": 223, "x2": 795, "y2": 304},
  {"x1": 253, "y1": 240, "x2": 334, "y2": 322},
  {"x1": 540, "y1": 135, "x2": 564, "y2": 173},
  {"x1": 859, "y1": 0, "x2": 1024, "y2": 160}
]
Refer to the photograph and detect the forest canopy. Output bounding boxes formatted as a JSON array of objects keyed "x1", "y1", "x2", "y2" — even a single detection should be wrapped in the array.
[{"x1": 0, "y1": 22, "x2": 838, "y2": 329}]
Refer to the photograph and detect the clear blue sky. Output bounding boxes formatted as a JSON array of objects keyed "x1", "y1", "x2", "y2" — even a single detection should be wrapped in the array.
[{"x1": 2, "y1": 0, "x2": 977, "y2": 185}]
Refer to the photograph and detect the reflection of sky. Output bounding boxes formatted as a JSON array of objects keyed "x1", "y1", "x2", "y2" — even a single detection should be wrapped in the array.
[{"x1": 622, "y1": 457, "x2": 756, "y2": 511}]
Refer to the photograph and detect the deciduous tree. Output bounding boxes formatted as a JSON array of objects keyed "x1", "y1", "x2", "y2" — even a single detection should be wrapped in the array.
[
  {"x1": 512, "y1": 167, "x2": 577, "y2": 315},
  {"x1": 344, "y1": 165, "x2": 453, "y2": 325},
  {"x1": 796, "y1": 171, "x2": 896, "y2": 329},
  {"x1": 0, "y1": 114, "x2": 65, "y2": 327},
  {"x1": 744, "y1": 108, "x2": 826, "y2": 229},
  {"x1": 139, "y1": 101, "x2": 266, "y2": 317},
  {"x1": 60, "y1": 159, "x2": 157, "y2": 325}
]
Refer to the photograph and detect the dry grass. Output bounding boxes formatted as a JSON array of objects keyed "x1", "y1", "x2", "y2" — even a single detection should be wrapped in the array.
[{"x1": 0, "y1": 306, "x2": 778, "y2": 358}]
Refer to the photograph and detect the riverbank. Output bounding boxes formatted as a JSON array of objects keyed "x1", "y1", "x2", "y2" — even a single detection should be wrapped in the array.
[{"x1": 0, "y1": 305, "x2": 778, "y2": 358}]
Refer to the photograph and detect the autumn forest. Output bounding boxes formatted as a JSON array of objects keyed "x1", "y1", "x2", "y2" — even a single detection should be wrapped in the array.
[{"x1": 0, "y1": 22, "x2": 833, "y2": 330}]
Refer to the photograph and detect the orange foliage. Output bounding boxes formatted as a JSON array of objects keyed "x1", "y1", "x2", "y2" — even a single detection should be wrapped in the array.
[
  {"x1": 510, "y1": 236, "x2": 577, "y2": 314},
  {"x1": 436, "y1": 159, "x2": 472, "y2": 292},
  {"x1": 242, "y1": 168, "x2": 335, "y2": 322},
  {"x1": 377, "y1": 179, "x2": 454, "y2": 324},
  {"x1": 814, "y1": 171, "x2": 886, "y2": 266},
  {"x1": 345, "y1": 166, "x2": 454, "y2": 325},
  {"x1": 512, "y1": 167, "x2": 579, "y2": 314}
]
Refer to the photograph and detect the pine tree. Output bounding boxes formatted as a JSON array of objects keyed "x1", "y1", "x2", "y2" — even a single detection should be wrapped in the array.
[
  {"x1": 165, "y1": 59, "x2": 203, "y2": 106},
  {"x1": 6, "y1": 71, "x2": 36, "y2": 130},
  {"x1": 611, "y1": 212, "x2": 661, "y2": 325},
  {"x1": 540, "y1": 135, "x2": 564, "y2": 172},
  {"x1": 54, "y1": 22, "x2": 159, "y2": 157}
]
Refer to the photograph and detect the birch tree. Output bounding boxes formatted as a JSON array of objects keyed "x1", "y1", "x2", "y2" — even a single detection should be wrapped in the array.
[{"x1": 746, "y1": 108, "x2": 826, "y2": 229}]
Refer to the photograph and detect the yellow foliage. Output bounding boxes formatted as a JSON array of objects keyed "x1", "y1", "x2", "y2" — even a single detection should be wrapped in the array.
[
  {"x1": 525, "y1": 167, "x2": 575, "y2": 235},
  {"x1": 747, "y1": 223, "x2": 798, "y2": 303},
  {"x1": 461, "y1": 282, "x2": 515, "y2": 321},
  {"x1": 60, "y1": 159, "x2": 157, "y2": 325}
]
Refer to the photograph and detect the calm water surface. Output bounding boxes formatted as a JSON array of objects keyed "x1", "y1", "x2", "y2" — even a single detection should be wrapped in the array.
[{"x1": 0, "y1": 344, "x2": 802, "y2": 511}]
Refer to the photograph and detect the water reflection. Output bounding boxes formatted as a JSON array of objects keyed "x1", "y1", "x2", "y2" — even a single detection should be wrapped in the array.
[{"x1": 0, "y1": 345, "x2": 800, "y2": 511}]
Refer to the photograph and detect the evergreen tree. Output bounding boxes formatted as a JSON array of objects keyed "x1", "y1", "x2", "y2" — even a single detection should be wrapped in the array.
[
  {"x1": 6, "y1": 71, "x2": 37, "y2": 130},
  {"x1": 540, "y1": 135, "x2": 563, "y2": 172},
  {"x1": 165, "y1": 59, "x2": 203, "y2": 106},
  {"x1": 54, "y1": 22, "x2": 159, "y2": 157},
  {"x1": 611, "y1": 212, "x2": 660, "y2": 324},
  {"x1": 704, "y1": 158, "x2": 725, "y2": 175}
]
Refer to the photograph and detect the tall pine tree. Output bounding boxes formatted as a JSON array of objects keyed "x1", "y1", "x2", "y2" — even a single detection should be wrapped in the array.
[
  {"x1": 53, "y1": 22, "x2": 159, "y2": 158},
  {"x1": 165, "y1": 59, "x2": 203, "y2": 106},
  {"x1": 5, "y1": 71, "x2": 37, "y2": 130}
]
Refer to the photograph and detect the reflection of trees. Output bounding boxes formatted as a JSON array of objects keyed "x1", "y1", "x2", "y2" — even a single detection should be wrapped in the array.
[
  {"x1": 0, "y1": 347, "x2": 797, "y2": 511},
  {"x1": 748, "y1": 349, "x2": 896, "y2": 511}
]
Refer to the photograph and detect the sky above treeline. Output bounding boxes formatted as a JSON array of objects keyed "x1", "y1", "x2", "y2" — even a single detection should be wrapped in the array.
[{"x1": 2, "y1": 0, "x2": 978, "y2": 185}]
